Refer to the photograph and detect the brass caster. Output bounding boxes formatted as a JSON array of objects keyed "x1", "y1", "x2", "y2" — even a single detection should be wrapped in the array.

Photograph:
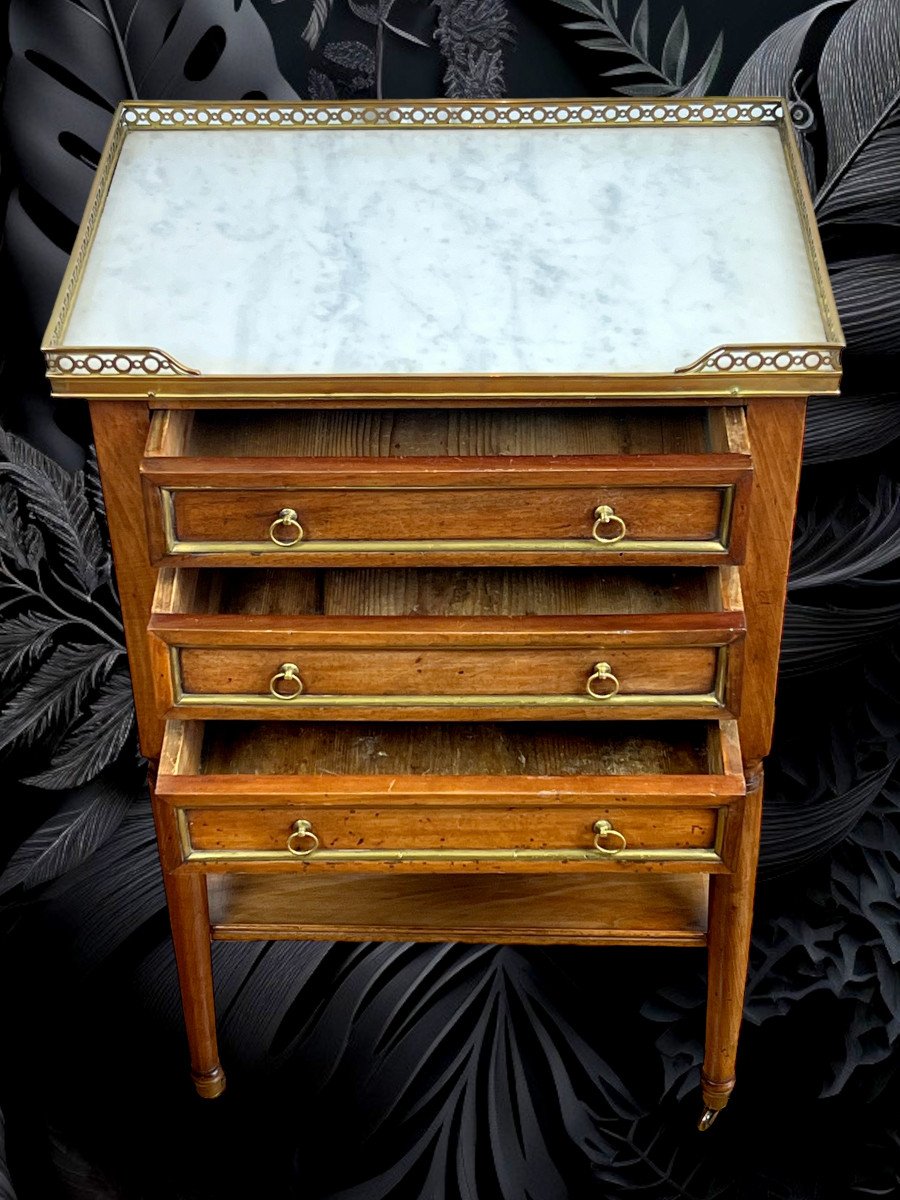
[
  {"x1": 192, "y1": 1066, "x2": 226, "y2": 1099},
  {"x1": 698, "y1": 1107, "x2": 719, "y2": 1132}
]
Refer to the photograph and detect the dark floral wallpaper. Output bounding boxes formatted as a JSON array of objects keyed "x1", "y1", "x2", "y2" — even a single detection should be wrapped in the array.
[{"x1": 1, "y1": 1, "x2": 899, "y2": 1197}]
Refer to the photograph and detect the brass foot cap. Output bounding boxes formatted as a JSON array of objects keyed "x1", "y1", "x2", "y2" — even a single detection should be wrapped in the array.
[
  {"x1": 698, "y1": 1107, "x2": 719, "y2": 1132},
  {"x1": 192, "y1": 1066, "x2": 226, "y2": 1099}
]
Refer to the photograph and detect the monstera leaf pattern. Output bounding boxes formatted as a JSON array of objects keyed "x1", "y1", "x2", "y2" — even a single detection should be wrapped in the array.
[
  {"x1": 5, "y1": 0, "x2": 298, "y2": 333},
  {"x1": 1, "y1": 2, "x2": 899, "y2": 1198}
]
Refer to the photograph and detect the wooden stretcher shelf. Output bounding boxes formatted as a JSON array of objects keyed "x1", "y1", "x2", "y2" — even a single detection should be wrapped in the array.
[{"x1": 206, "y1": 872, "x2": 709, "y2": 946}]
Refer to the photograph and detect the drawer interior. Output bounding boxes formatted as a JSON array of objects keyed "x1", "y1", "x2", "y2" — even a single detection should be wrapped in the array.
[
  {"x1": 168, "y1": 719, "x2": 730, "y2": 779},
  {"x1": 157, "y1": 566, "x2": 731, "y2": 619},
  {"x1": 148, "y1": 406, "x2": 748, "y2": 460}
]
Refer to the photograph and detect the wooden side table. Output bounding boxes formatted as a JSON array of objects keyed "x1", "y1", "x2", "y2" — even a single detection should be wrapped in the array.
[{"x1": 43, "y1": 98, "x2": 842, "y2": 1128}]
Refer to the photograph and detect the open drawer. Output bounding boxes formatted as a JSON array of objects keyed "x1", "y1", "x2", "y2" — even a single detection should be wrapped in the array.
[
  {"x1": 141, "y1": 407, "x2": 752, "y2": 567},
  {"x1": 149, "y1": 566, "x2": 745, "y2": 721},
  {"x1": 156, "y1": 719, "x2": 745, "y2": 874}
]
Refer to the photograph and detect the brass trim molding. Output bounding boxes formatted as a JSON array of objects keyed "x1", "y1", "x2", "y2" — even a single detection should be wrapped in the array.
[
  {"x1": 43, "y1": 115, "x2": 127, "y2": 353},
  {"x1": 42, "y1": 98, "x2": 844, "y2": 399},
  {"x1": 158, "y1": 484, "x2": 736, "y2": 558},
  {"x1": 675, "y1": 344, "x2": 841, "y2": 376},
  {"x1": 184, "y1": 846, "x2": 723, "y2": 864},
  {"x1": 122, "y1": 97, "x2": 786, "y2": 131},
  {"x1": 172, "y1": 690, "x2": 723, "y2": 710},
  {"x1": 777, "y1": 118, "x2": 843, "y2": 346},
  {"x1": 166, "y1": 645, "x2": 730, "y2": 711},
  {"x1": 174, "y1": 810, "x2": 724, "y2": 866},
  {"x1": 44, "y1": 347, "x2": 199, "y2": 377}
]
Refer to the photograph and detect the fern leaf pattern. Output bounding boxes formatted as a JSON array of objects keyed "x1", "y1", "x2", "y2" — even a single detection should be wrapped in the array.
[
  {"x1": 302, "y1": 0, "x2": 335, "y2": 50},
  {"x1": 0, "y1": 430, "x2": 130, "y2": 786},
  {"x1": 551, "y1": 0, "x2": 723, "y2": 95}
]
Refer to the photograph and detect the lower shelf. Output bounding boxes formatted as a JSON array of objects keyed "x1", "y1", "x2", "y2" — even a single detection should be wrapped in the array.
[{"x1": 206, "y1": 872, "x2": 709, "y2": 947}]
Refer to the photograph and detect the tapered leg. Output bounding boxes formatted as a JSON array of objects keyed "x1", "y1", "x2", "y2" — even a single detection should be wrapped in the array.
[
  {"x1": 698, "y1": 396, "x2": 806, "y2": 1128},
  {"x1": 150, "y1": 773, "x2": 225, "y2": 1097},
  {"x1": 160, "y1": 868, "x2": 226, "y2": 1098},
  {"x1": 700, "y1": 770, "x2": 763, "y2": 1128}
]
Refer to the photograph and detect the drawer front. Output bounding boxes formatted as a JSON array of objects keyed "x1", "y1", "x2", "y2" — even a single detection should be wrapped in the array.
[
  {"x1": 142, "y1": 406, "x2": 752, "y2": 566},
  {"x1": 149, "y1": 565, "x2": 745, "y2": 721},
  {"x1": 146, "y1": 483, "x2": 741, "y2": 566},
  {"x1": 177, "y1": 803, "x2": 726, "y2": 869},
  {"x1": 155, "y1": 718, "x2": 746, "y2": 873},
  {"x1": 160, "y1": 644, "x2": 737, "y2": 720}
]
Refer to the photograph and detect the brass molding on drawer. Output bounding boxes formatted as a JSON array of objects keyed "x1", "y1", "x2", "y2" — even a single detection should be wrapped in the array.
[
  {"x1": 156, "y1": 484, "x2": 737, "y2": 558},
  {"x1": 164, "y1": 644, "x2": 733, "y2": 713},
  {"x1": 174, "y1": 809, "x2": 727, "y2": 867}
]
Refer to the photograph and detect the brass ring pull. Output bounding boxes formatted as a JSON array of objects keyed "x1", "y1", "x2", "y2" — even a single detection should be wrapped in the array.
[
  {"x1": 586, "y1": 661, "x2": 620, "y2": 700},
  {"x1": 592, "y1": 504, "x2": 627, "y2": 544},
  {"x1": 287, "y1": 819, "x2": 319, "y2": 857},
  {"x1": 269, "y1": 507, "x2": 304, "y2": 547},
  {"x1": 593, "y1": 819, "x2": 627, "y2": 855},
  {"x1": 269, "y1": 662, "x2": 304, "y2": 699}
]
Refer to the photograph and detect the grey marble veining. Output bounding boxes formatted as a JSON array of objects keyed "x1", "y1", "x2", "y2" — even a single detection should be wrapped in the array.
[{"x1": 61, "y1": 125, "x2": 828, "y2": 376}]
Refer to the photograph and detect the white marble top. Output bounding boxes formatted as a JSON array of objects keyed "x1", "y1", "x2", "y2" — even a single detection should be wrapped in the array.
[{"x1": 61, "y1": 124, "x2": 828, "y2": 377}]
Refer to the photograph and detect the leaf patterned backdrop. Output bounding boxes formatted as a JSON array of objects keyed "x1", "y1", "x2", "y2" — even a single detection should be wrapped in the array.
[{"x1": 1, "y1": 2, "x2": 899, "y2": 1196}]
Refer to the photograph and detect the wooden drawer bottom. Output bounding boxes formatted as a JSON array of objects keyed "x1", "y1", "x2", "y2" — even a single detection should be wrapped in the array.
[{"x1": 207, "y1": 873, "x2": 709, "y2": 946}]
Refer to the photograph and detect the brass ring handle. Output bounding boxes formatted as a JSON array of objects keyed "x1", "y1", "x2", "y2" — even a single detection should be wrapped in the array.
[
  {"x1": 269, "y1": 507, "x2": 304, "y2": 547},
  {"x1": 593, "y1": 819, "x2": 627, "y2": 855},
  {"x1": 586, "y1": 661, "x2": 620, "y2": 700},
  {"x1": 591, "y1": 504, "x2": 627, "y2": 544},
  {"x1": 287, "y1": 819, "x2": 319, "y2": 857},
  {"x1": 269, "y1": 662, "x2": 304, "y2": 699}
]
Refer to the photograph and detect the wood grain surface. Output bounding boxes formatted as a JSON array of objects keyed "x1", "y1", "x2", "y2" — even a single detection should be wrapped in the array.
[
  {"x1": 163, "y1": 565, "x2": 720, "y2": 617},
  {"x1": 173, "y1": 646, "x2": 720, "y2": 711},
  {"x1": 184, "y1": 802, "x2": 720, "y2": 853},
  {"x1": 89, "y1": 401, "x2": 163, "y2": 757},
  {"x1": 194, "y1": 719, "x2": 714, "y2": 777},
  {"x1": 149, "y1": 771, "x2": 224, "y2": 1097},
  {"x1": 206, "y1": 872, "x2": 711, "y2": 946},
  {"x1": 167, "y1": 484, "x2": 727, "y2": 541},
  {"x1": 736, "y1": 397, "x2": 806, "y2": 765},
  {"x1": 701, "y1": 772, "x2": 765, "y2": 1112},
  {"x1": 169, "y1": 407, "x2": 717, "y2": 458}
]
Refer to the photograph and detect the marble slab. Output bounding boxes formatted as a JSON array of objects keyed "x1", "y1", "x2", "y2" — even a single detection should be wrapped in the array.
[{"x1": 60, "y1": 123, "x2": 828, "y2": 377}]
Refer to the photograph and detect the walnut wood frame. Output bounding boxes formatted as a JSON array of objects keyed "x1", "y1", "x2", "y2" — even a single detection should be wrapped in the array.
[{"x1": 86, "y1": 391, "x2": 806, "y2": 1124}]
